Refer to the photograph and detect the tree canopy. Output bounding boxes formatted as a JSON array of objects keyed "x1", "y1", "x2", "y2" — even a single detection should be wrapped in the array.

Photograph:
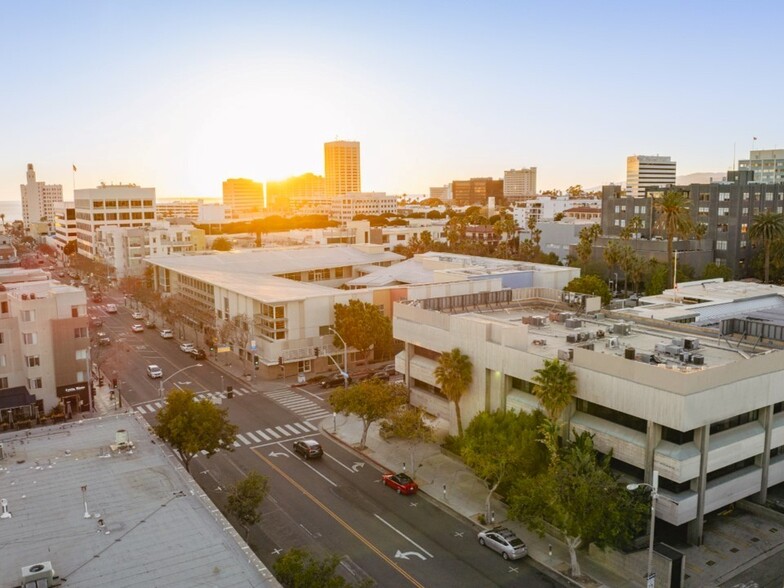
[
  {"x1": 434, "y1": 348, "x2": 473, "y2": 437},
  {"x1": 211, "y1": 236, "x2": 234, "y2": 251},
  {"x1": 654, "y1": 190, "x2": 693, "y2": 289},
  {"x1": 273, "y1": 548, "x2": 372, "y2": 588},
  {"x1": 330, "y1": 379, "x2": 406, "y2": 449},
  {"x1": 749, "y1": 211, "x2": 784, "y2": 283},
  {"x1": 226, "y1": 471, "x2": 269, "y2": 539},
  {"x1": 154, "y1": 389, "x2": 238, "y2": 471},
  {"x1": 333, "y1": 299, "x2": 393, "y2": 362},
  {"x1": 563, "y1": 275, "x2": 611, "y2": 306}
]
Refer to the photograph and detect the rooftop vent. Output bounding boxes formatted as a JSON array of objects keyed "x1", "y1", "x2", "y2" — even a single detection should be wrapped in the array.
[
  {"x1": 20, "y1": 562, "x2": 55, "y2": 587},
  {"x1": 557, "y1": 348, "x2": 574, "y2": 362},
  {"x1": 612, "y1": 322, "x2": 632, "y2": 336}
]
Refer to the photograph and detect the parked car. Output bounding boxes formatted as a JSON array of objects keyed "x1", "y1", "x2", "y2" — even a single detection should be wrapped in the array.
[
  {"x1": 96, "y1": 332, "x2": 111, "y2": 346},
  {"x1": 160, "y1": 329, "x2": 174, "y2": 339},
  {"x1": 477, "y1": 527, "x2": 527, "y2": 560},
  {"x1": 189, "y1": 348, "x2": 207, "y2": 360},
  {"x1": 146, "y1": 364, "x2": 163, "y2": 378},
  {"x1": 293, "y1": 439, "x2": 323, "y2": 459},
  {"x1": 381, "y1": 472, "x2": 418, "y2": 495},
  {"x1": 131, "y1": 324, "x2": 144, "y2": 332},
  {"x1": 320, "y1": 372, "x2": 352, "y2": 388},
  {"x1": 131, "y1": 311, "x2": 144, "y2": 320},
  {"x1": 179, "y1": 342, "x2": 195, "y2": 353},
  {"x1": 91, "y1": 292, "x2": 102, "y2": 303},
  {"x1": 145, "y1": 319, "x2": 156, "y2": 329},
  {"x1": 90, "y1": 316, "x2": 103, "y2": 327},
  {"x1": 105, "y1": 303, "x2": 118, "y2": 313}
]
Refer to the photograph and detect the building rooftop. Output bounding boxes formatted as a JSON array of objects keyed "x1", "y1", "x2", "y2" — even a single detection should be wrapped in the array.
[{"x1": 0, "y1": 414, "x2": 275, "y2": 587}]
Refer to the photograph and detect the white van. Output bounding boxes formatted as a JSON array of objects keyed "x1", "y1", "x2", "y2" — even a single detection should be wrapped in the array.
[
  {"x1": 105, "y1": 303, "x2": 118, "y2": 313},
  {"x1": 160, "y1": 329, "x2": 174, "y2": 339}
]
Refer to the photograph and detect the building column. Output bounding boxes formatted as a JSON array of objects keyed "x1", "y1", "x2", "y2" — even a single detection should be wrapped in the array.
[
  {"x1": 645, "y1": 420, "x2": 662, "y2": 483},
  {"x1": 688, "y1": 424, "x2": 710, "y2": 545},
  {"x1": 404, "y1": 342, "x2": 413, "y2": 389},
  {"x1": 755, "y1": 405, "x2": 773, "y2": 504}
]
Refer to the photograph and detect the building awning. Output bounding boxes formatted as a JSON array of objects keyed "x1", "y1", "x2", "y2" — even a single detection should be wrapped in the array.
[{"x1": 0, "y1": 386, "x2": 37, "y2": 410}]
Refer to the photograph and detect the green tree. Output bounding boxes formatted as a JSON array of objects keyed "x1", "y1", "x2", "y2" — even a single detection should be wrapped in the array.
[
  {"x1": 462, "y1": 410, "x2": 547, "y2": 521},
  {"x1": 333, "y1": 299, "x2": 393, "y2": 363},
  {"x1": 749, "y1": 211, "x2": 784, "y2": 283},
  {"x1": 702, "y1": 262, "x2": 733, "y2": 281},
  {"x1": 566, "y1": 185, "x2": 583, "y2": 198},
  {"x1": 654, "y1": 190, "x2": 693, "y2": 289},
  {"x1": 532, "y1": 359, "x2": 577, "y2": 468},
  {"x1": 154, "y1": 389, "x2": 239, "y2": 472},
  {"x1": 330, "y1": 380, "x2": 406, "y2": 449},
  {"x1": 273, "y1": 548, "x2": 371, "y2": 588},
  {"x1": 563, "y1": 274, "x2": 611, "y2": 306},
  {"x1": 644, "y1": 259, "x2": 668, "y2": 295},
  {"x1": 602, "y1": 240, "x2": 624, "y2": 292},
  {"x1": 211, "y1": 236, "x2": 233, "y2": 251},
  {"x1": 434, "y1": 348, "x2": 474, "y2": 437},
  {"x1": 509, "y1": 432, "x2": 646, "y2": 578},
  {"x1": 226, "y1": 471, "x2": 269, "y2": 539},
  {"x1": 574, "y1": 224, "x2": 602, "y2": 267},
  {"x1": 63, "y1": 239, "x2": 78, "y2": 256},
  {"x1": 380, "y1": 405, "x2": 434, "y2": 476}
]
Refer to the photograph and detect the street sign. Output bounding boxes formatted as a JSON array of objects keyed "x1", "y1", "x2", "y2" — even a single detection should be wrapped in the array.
[
  {"x1": 250, "y1": 339, "x2": 256, "y2": 351},
  {"x1": 217, "y1": 346, "x2": 231, "y2": 353}
]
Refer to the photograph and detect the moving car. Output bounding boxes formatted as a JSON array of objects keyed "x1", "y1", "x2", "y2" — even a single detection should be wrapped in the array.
[
  {"x1": 477, "y1": 527, "x2": 528, "y2": 560},
  {"x1": 293, "y1": 439, "x2": 323, "y2": 459},
  {"x1": 320, "y1": 372, "x2": 352, "y2": 388},
  {"x1": 381, "y1": 472, "x2": 418, "y2": 495},
  {"x1": 90, "y1": 316, "x2": 103, "y2": 327},
  {"x1": 91, "y1": 292, "x2": 102, "y2": 303},
  {"x1": 146, "y1": 364, "x2": 163, "y2": 378},
  {"x1": 131, "y1": 311, "x2": 144, "y2": 320},
  {"x1": 145, "y1": 319, "x2": 156, "y2": 329},
  {"x1": 179, "y1": 342, "x2": 195, "y2": 353},
  {"x1": 105, "y1": 303, "x2": 118, "y2": 313},
  {"x1": 189, "y1": 348, "x2": 207, "y2": 360},
  {"x1": 131, "y1": 324, "x2": 144, "y2": 332},
  {"x1": 96, "y1": 332, "x2": 111, "y2": 346},
  {"x1": 160, "y1": 329, "x2": 174, "y2": 339}
]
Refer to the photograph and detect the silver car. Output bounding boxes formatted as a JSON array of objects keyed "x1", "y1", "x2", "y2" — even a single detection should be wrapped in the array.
[{"x1": 477, "y1": 527, "x2": 527, "y2": 560}]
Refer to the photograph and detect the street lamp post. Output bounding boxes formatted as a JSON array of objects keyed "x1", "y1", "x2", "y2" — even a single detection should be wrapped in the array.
[
  {"x1": 627, "y1": 470, "x2": 659, "y2": 588},
  {"x1": 159, "y1": 363, "x2": 203, "y2": 399},
  {"x1": 329, "y1": 327, "x2": 349, "y2": 388}
]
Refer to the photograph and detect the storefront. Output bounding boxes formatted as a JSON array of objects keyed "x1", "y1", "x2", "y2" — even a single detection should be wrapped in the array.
[
  {"x1": 56, "y1": 382, "x2": 90, "y2": 416},
  {"x1": 0, "y1": 386, "x2": 40, "y2": 430}
]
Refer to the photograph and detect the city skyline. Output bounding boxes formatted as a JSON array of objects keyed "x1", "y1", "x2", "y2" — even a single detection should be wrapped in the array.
[{"x1": 1, "y1": 1, "x2": 782, "y2": 202}]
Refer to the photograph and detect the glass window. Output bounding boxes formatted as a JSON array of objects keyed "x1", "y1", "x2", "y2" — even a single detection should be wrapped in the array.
[
  {"x1": 74, "y1": 327, "x2": 87, "y2": 338},
  {"x1": 23, "y1": 332, "x2": 37, "y2": 345},
  {"x1": 21, "y1": 309, "x2": 36, "y2": 322},
  {"x1": 25, "y1": 355, "x2": 40, "y2": 367}
]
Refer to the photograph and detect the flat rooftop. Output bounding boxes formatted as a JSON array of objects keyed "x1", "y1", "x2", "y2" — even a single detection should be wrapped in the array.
[{"x1": 0, "y1": 414, "x2": 276, "y2": 587}]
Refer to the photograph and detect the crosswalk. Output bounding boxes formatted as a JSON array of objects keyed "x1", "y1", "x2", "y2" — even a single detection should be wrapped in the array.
[
  {"x1": 198, "y1": 420, "x2": 319, "y2": 454},
  {"x1": 265, "y1": 389, "x2": 332, "y2": 421},
  {"x1": 134, "y1": 387, "x2": 254, "y2": 415}
]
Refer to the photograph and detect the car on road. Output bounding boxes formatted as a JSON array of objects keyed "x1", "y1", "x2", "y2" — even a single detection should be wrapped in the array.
[
  {"x1": 131, "y1": 311, "x2": 144, "y2": 320},
  {"x1": 146, "y1": 364, "x2": 163, "y2": 378},
  {"x1": 145, "y1": 319, "x2": 156, "y2": 329},
  {"x1": 293, "y1": 439, "x2": 323, "y2": 459},
  {"x1": 131, "y1": 324, "x2": 144, "y2": 332},
  {"x1": 96, "y1": 332, "x2": 111, "y2": 346},
  {"x1": 179, "y1": 342, "x2": 195, "y2": 353},
  {"x1": 320, "y1": 372, "x2": 353, "y2": 388},
  {"x1": 160, "y1": 329, "x2": 174, "y2": 339},
  {"x1": 477, "y1": 527, "x2": 527, "y2": 560},
  {"x1": 91, "y1": 292, "x2": 102, "y2": 303},
  {"x1": 382, "y1": 472, "x2": 418, "y2": 495},
  {"x1": 90, "y1": 316, "x2": 103, "y2": 327},
  {"x1": 189, "y1": 348, "x2": 207, "y2": 360},
  {"x1": 105, "y1": 303, "x2": 118, "y2": 313}
]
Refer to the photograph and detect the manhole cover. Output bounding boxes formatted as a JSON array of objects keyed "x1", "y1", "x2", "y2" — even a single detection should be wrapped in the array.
[
  {"x1": 706, "y1": 560, "x2": 716, "y2": 566},
  {"x1": 730, "y1": 547, "x2": 739, "y2": 553}
]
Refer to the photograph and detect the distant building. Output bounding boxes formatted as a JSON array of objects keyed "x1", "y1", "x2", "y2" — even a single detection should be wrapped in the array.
[
  {"x1": 738, "y1": 149, "x2": 784, "y2": 184},
  {"x1": 267, "y1": 172, "x2": 326, "y2": 210},
  {"x1": 451, "y1": 177, "x2": 504, "y2": 206},
  {"x1": 511, "y1": 195, "x2": 601, "y2": 228},
  {"x1": 538, "y1": 218, "x2": 597, "y2": 262},
  {"x1": 156, "y1": 199, "x2": 210, "y2": 221},
  {"x1": 429, "y1": 185, "x2": 452, "y2": 201},
  {"x1": 330, "y1": 192, "x2": 397, "y2": 224},
  {"x1": 20, "y1": 164, "x2": 63, "y2": 231},
  {"x1": 0, "y1": 235, "x2": 20, "y2": 268},
  {"x1": 325, "y1": 140, "x2": 361, "y2": 197},
  {"x1": 74, "y1": 183, "x2": 157, "y2": 259},
  {"x1": 563, "y1": 206, "x2": 601, "y2": 221},
  {"x1": 503, "y1": 167, "x2": 537, "y2": 200},
  {"x1": 52, "y1": 202, "x2": 77, "y2": 255},
  {"x1": 222, "y1": 178, "x2": 264, "y2": 219},
  {"x1": 626, "y1": 155, "x2": 676, "y2": 198}
]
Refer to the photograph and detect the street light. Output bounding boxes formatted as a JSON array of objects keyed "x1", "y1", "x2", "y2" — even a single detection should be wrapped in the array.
[
  {"x1": 159, "y1": 363, "x2": 203, "y2": 399},
  {"x1": 329, "y1": 327, "x2": 349, "y2": 388},
  {"x1": 627, "y1": 470, "x2": 659, "y2": 588}
]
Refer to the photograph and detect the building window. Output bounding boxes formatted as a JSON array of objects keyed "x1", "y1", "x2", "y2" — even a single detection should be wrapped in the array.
[
  {"x1": 25, "y1": 355, "x2": 40, "y2": 367},
  {"x1": 0, "y1": 301, "x2": 7, "y2": 314},
  {"x1": 75, "y1": 349, "x2": 88, "y2": 360},
  {"x1": 716, "y1": 240, "x2": 728, "y2": 251},
  {"x1": 74, "y1": 327, "x2": 87, "y2": 338},
  {"x1": 27, "y1": 377, "x2": 43, "y2": 390},
  {"x1": 719, "y1": 192, "x2": 731, "y2": 202},
  {"x1": 23, "y1": 332, "x2": 37, "y2": 345},
  {"x1": 297, "y1": 360, "x2": 312, "y2": 373},
  {"x1": 0, "y1": 377, "x2": 7, "y2": 389},
  {"x1": 21, "y1": 309, "x2": 36, "y2": 322},
  {"x1": 71, "y1": 306, "x2": 80, "y2": 318},
  {"x1": 0, "y1": 355, "x2": 5, "y2": 367}
]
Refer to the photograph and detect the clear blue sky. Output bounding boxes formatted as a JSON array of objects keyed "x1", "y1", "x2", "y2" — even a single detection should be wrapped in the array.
[{"x1": 1, "y1": 1, "x2": 782, "y2": 201}]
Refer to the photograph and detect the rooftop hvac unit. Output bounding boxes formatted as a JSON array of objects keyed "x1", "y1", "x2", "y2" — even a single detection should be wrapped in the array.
[
  {"x1": 548, "y1": 311, "x2": 561, "y2": 322},
  {"x1": 654, "y1": 343, "x2": 669, "y2": 355},
  {"x1": 671, "y1": 337, "x2": 684, "y2": 348},
  {"x1": 679, "y1": 352, "x2": 691, "y2": 363},
  {"x1": 0, "y1": 442, "x2": 4, "y2": 460},
  {"x1": 577, "y1": 332, "x2": 589, "y2": 342},
  {"x1": 115, "y1": 429, "x2": 130, "y2": 446},
  {"x1": 612, "y1": 322, "x2": 631, "y2": 336},
  {"x1": 624, "y1": 347, "x2": 636, "y2": 360},
  {"x1": 565, "y1": 318, "x2": 582, "y2": 329},
  {"x1": 665, "y1": 344, "x2": 681, "y2": 356},
  {"x1": 20, "y1": 562, "x2": 55, "y2": 587},
  {"x1": 557, "y1": 348, "x2": 574, "y2": 361},
  {"x1": 684, "y1": 337, "x2": 700, "y2": 350},
  {"x1": 531, "y1": 316, "x2": 546, "y2": 327},
  {"x1": 692, "y1": 354, "x2": 705, "y2": 365},
  {"x1": 21, "y1": 293, "x2": 28, "y2": 300},
  {"x1": 596, "y1": 330, "x2": 605, "y2": 339},
  {"x1": 638, "y1": 352, "x2": 654, "y2": 364},
  {"x1": 582, "y1": 342, "x2": 594, "y2": 351},
  {"x1": 521, "y1": 316, "x2": 533, "y2": 325},
  {"x1": 608, "y1": 336, "x2": 619, "y2": 349},
  {"x1": 29, "y1": 293, "x2": 36, "y2": 300},
  {"x1": 566, "y1": 334, "x2": 577, "y2": 343},
  {"x1": 558, "y1": 312, "x2": 574, "y2": 323}
]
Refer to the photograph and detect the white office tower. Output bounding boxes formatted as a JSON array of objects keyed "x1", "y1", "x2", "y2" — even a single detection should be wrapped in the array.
[
  {"x1": 626, "y1": 155, "x2": 676, "y2": 198},
  {"x1": 503, "y1": 167, "x2": 537, "y2": 199},
  {"x1": 738, "y1": 149, "x2": 784, "y2": 184},
  {"x1": 20, "y1": 164, "x2": 63, "y2": 229}
]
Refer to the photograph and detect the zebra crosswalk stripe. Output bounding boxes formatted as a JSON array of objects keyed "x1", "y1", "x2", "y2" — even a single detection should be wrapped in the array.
[
  {"x1": 284, "y1": 424, "x2": 300, "y2": 435},
  {"x1": 232, "y1": 441, "x2": 241, "y2": 448},
  {"x1": 265, "y1": 428, "x2": 281, "y2": 439},
  {"x1": 304, "y1": 421, "x2": 318, "y2": 431},
  {"x1": 145, "y1": 404, "x2": 156, "y2": 412},
  {"x1": 255, "y1": 429, "x2": 271, "y2": 441},
  {"x1": 293, "y1": 422, "x2": 310, "y2": 433},
  {"x1": 274, "y1": 426, "x2": 289, "y2": 436},
  {"x1": 236, "y1": 434, "x2": 250, "y2": 445},
  {"x1": 136, "y1": 405, "x2": 147, "y2": 414},
  {"x1": 246, "y1": 432, "x2": 260, "y2": 443}
]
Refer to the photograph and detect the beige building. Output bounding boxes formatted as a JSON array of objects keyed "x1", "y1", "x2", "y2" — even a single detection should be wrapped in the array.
[
  {"x1": 503, "y1": 167, "x2": 537, "y2": 200},
  {"x1": 222, "y1": 178, "x2": 264, "y2": 219},
  {"x1": 330, "y1": 192, "x2": 397, "y2": 224},
  {"x1": 20, "y1": 164, "x2": 63, "y2": 231},
  {"x1": 266, "y1": 173, "x2": 326, "y2": 210},
  {"x1": 52, "y1": 201, "x2": 77, "y2": 255},
  {"x1": 324, "y1": 141, "x2": 361, "y2": 196}
]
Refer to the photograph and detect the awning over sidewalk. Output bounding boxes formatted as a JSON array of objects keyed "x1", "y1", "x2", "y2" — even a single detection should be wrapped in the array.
[{"x1": 0, "y1": 386, "x2": 37, "y2": 410}]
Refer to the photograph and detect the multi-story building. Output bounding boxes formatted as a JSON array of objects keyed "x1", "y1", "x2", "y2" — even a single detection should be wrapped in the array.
[
  {"x1": 74, "y1": 183, "x2": 157, "y2": 259},
  {"x1": 156, "y1": 199, "x2": 211, "y2": 221},
  {"x1": 324, "y1": 141, "x2": 361, "y2": 196},
  {"x1": 538, "y1": 218, "x2": 597, "y2": 263},
  {"x1": 512, "y1": 195, "x2": 601, "y2": 228},
  {"x1": 0, "y1": 269, "x2": 90, "y2": 422},
  {"x1": 451, "y1": 178, "x2": 504, "y2": 206},
  {"x1": 222, "y1": 178, "x2": 264, "y2": 219},
  {"x1": 52, "y1": 201, "x2": 77, "y2": 255},
  {"x1": 738, "y1": 149, "x2": 784, "y2": 184},
  {"x1": 330, "y1": 192, "x2": 397, "y2": 224},
  {"x1": 503, "y1": 167, "x2": 537, "y2": 201},
  {"x1": 266, "y1": 173, "x2": 326, "y2": 210},
  {"x1": 19, "y1": 164, "x2": 63, "y2": 232},
  {"x1": 626, "y1": 155, "x2": 676, "y2": 199},
  {"x1": 393, "y1": 281, "x2": 784, "y2": 545},
  {"x1": 429, "y1": 185, "x2": 452, "y2": 201}
]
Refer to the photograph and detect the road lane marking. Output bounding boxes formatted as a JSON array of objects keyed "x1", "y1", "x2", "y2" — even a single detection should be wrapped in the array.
[
  {"x1": 274, "y1": 426, "x2": 289, "y2": 436},
  {"x1": 374, "y1": 514, "x2": 434, "y2": 558},
  {"x1": 282, "y1": 444, "x2": 337, "y2": 487},
  {"x1": 284, "y1": 424, "x2": 300, "y2": 435},
  {"x1": 293, "y1": 422, "x2": 311, "y2": 433},
  {"x1": 324, "y1": 453, "x2": 356, "y2": 473},
  {"x1": 266, "y1": 428, "x2": 281, "y2": 439},
  {"x1": 136, "y1": 405, "x2": 147, "y2": 414},
  {"x1": 246, "y1": 432, "x2": 260, "y2": 443},
  {"x1": 236, "y1": 434, "x2": 250, "y2": 445},
  {"x1": 253, "y1": 447, "x2": 425, "y2": 588},
  {"x1": 145, "y1": 404, "x2": 156, "y2": 412},
  {"x1": 255, "y1": 429, "x2": 271, "y2": 441},
  {"x1": 304, "y1": 421, "x2": 318, "y2": 431}
]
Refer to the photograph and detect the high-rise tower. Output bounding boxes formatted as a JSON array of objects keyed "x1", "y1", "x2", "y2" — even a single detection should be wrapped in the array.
[
  {"x1": 20, "y1": 164, "x2": 63, "y2": 229},
  {"x1": 324, "y1": 141, "x2": 361, "y2": 197},
  {"x1": 626, "y1": 155, "x2": 676, "y2": 198}
]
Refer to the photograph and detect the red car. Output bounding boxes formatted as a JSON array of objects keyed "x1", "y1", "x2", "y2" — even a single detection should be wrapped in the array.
[{"x1": 382, "y1": 472, "x2": 418, "y2": 495}]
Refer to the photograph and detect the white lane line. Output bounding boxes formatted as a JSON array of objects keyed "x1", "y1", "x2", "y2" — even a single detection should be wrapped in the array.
[
  {"x1": 284, "y1": 424, "x2": 300, "y2": 435},
  {"x1": 304, "y1": 421, "x2": 319, "y2": 431},
  {"x1": 145, "y1": 404, "x2": 156, "y2": 412},
  {"x1": 233, "y1": 441, "x2": 241, "y2": 448},
  {"x1": 154, "y1": 401, "x2": 164, "y2": 409},
  {"x1": 136, "y1": 405, "x2": 147, "y2": 414},
  {"x1": 283, "y1": 444, "x2": 337, "y2": 487},
  {"x1": 299, "y1": 406, "x2": 329, "y2": 416},
  {"x1": 246, "y1": 432, "x2": 260, "y2": 443},
  {"x1": 293, "y1": 422, "x2": 310, "y2": 433},
  {"x1": 275, "y1": 426, "x2": 290, "y2": 436},
  {"x1": 374, "y1": 514, "x2": 434, "y2": 558},
  {"x1": 324, "y1": 453, "x2": 356, "y2": 473},
  {"x1": 306, "y1": 414, "x2": 331, "y2": 422},
  {"x1": 266, "y1": 428, "x2": 281, "y2": 439},
  {"x1": 255, "y1": 429, "x2": 271, "y2": 441},
  {"x1": 237, "y1": 434, "x2": 250, "y2": 445}
]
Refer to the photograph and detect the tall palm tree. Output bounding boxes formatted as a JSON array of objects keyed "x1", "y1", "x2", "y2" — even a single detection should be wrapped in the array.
[
  {"x1": 532, "y1": 358, "x2": 577, "y2": 467},
  {"x1": 654, "y1": 190, "x2": 693, "y2": 290},
  {"x1": 434, "y1": 348, "x2": 473, "y2": 437},
  {"x1": 749, "y1": 211, "x2": 784, "y2": 283}
]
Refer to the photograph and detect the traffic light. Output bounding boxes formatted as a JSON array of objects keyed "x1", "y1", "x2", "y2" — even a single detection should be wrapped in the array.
[
  {"x1": 254, "y1": 355, "x2": 259, "y2": 370},
  {"x1": 278, "y1": 356, "x2": 283, "y2": 366},
  {"x1": 112, "y1": 378, "x2": 118, "y2": 388}
]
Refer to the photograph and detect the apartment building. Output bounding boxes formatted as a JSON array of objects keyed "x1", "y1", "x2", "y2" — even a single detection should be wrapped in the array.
[
  {"x1": 20, "y1": 164, "x2": 63, "y2": 232},
  {"x1": 156, "y1": 199, "x2": 211, "y2": 221},
  {"x1": 503, "y1": 167, "x2": 537, "y2": 201},
  {"x1": 52, "y1": 201, "x2": 77, "y2": 255},
  {"x1": 738, "y1": 149, "x2": 784, "y2": 184},
  {"x1": 451, "y1": 178, "x2": 504, "y2": 206},
  {"x1": 324, "y1": 141, "x2": 361, "y2": 197},
  {"x1": 429, "y1": 185, "x2": 452, "y2": 201},
  {"x1": 222, "y1": 178, "x2": 264, "y2": 219},
  {"x1": 393, "y1": 282, "x2": 784, "y2": 545},
  {"x1": 626, "y1": 155, "x2": 676, "y2": 199},
  {"x1": 266, "y1": 172, "x2": 326, "y2": 210},
  {"x1": 329, "y1": 192, "x2": 397, "y2": 224},
  {"x1": 512, "y1": 195, "x2": 601, "y2": 228}
]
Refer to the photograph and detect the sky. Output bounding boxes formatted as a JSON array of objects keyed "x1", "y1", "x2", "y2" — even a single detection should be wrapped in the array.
[{"x1": 1, "y1": 1, "x2": 783, "y2": 202}]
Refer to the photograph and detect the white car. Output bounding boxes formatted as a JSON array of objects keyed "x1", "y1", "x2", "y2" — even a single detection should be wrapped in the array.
[
  {"x1": 160, "y1": 329, "x2": 174, "y2": 339},
  {"x1": 131, "y1": 324, "x2": 144, "y2": 332},
  {"x1": 105, "y1": 303, "x2": 118, "y2": 313},
  {"x1": 477, "y1": 527, "x2": 528, "y2": 560},
  {"x1": 131, "y1": 311, "x2": 144, "y2": 320},
  {"x1": 146, "y1": 364, "x2": 163, "y2": 378},
  {"x1": 179, "y1": 342, "x2": 195, "y2": 353}
]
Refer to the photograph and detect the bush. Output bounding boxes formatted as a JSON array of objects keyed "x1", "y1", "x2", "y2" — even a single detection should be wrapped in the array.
[{"x1": 442, "y1": 434, "x2": 463, "y2": 455}]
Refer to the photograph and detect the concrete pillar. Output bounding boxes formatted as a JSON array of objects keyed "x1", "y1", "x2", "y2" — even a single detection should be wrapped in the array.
[
  {"x1": 645, "y1": 421, "x2": 662, "y2": 483},
  {"x1": 688, "y1": 424, "x2": 710, "y2": 545},
  {"x1": 404, "y1": 342, "x2": 413, "y2": 389},
  {"x1": 755, "y1": 405, "x2": 773, "y2": 504}
]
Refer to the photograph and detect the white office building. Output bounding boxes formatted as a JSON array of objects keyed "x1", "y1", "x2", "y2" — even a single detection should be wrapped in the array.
[
  {"x1": 626, "y1": 155, "x2": 676, "y2": 198},
  {"x1": 330, "y1": 192, "x2": 397, "y2": 224},
  {"x1": 20, "y1": 164, "x2": 63, "y2": 231},
  {"x1": 738, "y1": 149, "x2": 784, "y2": 184},
  {"x1": 503, "y1": 167, "x2": 537, "y2": 199},
  {"x1": 511, "y1": 196, "x2": 600, "y2": 228}
]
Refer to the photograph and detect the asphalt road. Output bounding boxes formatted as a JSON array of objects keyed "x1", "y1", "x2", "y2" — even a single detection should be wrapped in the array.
[{"x1": 91, "y1": 293, "x2": 557, "y2": 587}]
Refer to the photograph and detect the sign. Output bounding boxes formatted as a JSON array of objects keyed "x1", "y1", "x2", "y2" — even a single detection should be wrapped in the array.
[
  {"x1": 217, "y1": 345, "x2": 231, "y2": 353},
  {"x1": 250, "y1": 339, "x2": 257, "y2": 351},
  {"x1": 297, "y1": 372, "x2": 306, "y2": 384},
  {"x1": 57, "y1": 382, "x2": 88, "y2": 397}
]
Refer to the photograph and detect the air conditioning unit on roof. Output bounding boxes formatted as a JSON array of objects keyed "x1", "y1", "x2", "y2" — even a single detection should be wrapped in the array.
[{"x1": 20, "y1": 561, "x2": 55, "y2": 587}]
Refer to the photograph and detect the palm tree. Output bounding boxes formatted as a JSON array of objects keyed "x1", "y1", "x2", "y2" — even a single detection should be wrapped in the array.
[
  {"x1": 434, "y1": 348, "x2": 473, "y2": 437},
  {"x1": 532, "y1": 358, "x2": 577, "y2": 467},
  {"x1": 654, "y1": 190, "x2": 693, "y2": 290},
  {"x1": 749, "y1": 211, "x2": 784, "y2": 283}
]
